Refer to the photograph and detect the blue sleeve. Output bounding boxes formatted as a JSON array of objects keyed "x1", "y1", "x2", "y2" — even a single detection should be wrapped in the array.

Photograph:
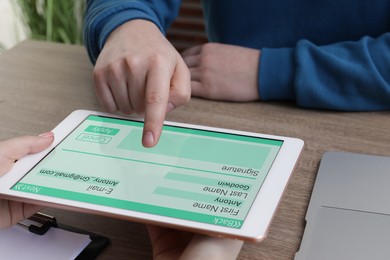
[
  {"x1": 83, "y1": 0, "x2": 182, "y2": 64},
  {"x1": 260, "y1": 33, "x2": 390, "y2": 111}
]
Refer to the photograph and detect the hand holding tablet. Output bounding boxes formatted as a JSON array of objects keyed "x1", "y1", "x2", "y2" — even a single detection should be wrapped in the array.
[
  {"x1": 0, "y1": 110, "x2": 303, "y2": 241},
  {"x1": 0, "y1": 134, "x2": 54, "y2": 228}
]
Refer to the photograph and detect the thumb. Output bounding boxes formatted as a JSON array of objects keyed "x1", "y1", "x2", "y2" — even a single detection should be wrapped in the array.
[{"x1": 0, "y1": 132, "x2": 54, "y2": 176}]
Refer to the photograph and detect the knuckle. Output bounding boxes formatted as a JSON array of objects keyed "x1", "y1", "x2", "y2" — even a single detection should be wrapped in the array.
[
  {"x1": 93, "y1": 67, "x2": 105, "y2": 82},
  {"x1": 148, "y1": 53, "x2": 169, "y2": 69},
  {"x1": 201, "y1": 42, "x2": 215, "y2": 53},
  {"x1": 106, "y1": 62, "x2": 122, "y2": 78},
  {"x1": 124, "y1": 56, "x2": 142, "y2": 70},
  {"x1": 94, "y1": 61, "x2": 122, "y2": 82},
  {"x1": 145, "y1": 90, "x2": 165, "y2": 105},
  {"x1": 173, "y1": 89, "x2": 191, "y2": 105},
  {"x1": 179, "y1": 87, "x2": 191, "y2": 103}
]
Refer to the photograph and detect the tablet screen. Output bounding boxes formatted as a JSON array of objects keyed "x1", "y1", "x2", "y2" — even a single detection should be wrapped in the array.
[{"x1": 11, "y1": 115, "x2": 283, "y2": 229}]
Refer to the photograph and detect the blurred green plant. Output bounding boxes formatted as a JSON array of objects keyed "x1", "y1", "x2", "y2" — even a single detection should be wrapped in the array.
[
  {"x1": 17, "y1": 0, "x2": 85, "y2": 45},
  {"x1": 0, "y1": 42, "x2": 6, "y2": 53}
]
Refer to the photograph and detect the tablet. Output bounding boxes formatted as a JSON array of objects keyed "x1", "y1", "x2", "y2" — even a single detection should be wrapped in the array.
[{"x1": 0, "y1": 110, "x2": 303, "y2": 241}]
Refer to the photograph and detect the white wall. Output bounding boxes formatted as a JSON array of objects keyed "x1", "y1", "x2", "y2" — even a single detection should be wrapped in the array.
[{"x1": 0, "y1": 0, "x2": 28, "y2": 51}]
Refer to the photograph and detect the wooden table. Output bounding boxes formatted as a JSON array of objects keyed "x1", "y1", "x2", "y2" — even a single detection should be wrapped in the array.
[{"x1": 0, "y1": 40, "x2": 389, "y2": 259}]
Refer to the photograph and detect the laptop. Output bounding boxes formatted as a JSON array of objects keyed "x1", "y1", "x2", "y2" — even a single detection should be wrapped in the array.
[{"x1": 295, "y1": 151, "x2": 390, "y2": 260}]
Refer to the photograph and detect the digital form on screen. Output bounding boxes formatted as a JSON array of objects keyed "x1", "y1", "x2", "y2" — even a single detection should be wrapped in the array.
[{"x1": 12, "y1": 115, "x2": 283, "y2": 229}]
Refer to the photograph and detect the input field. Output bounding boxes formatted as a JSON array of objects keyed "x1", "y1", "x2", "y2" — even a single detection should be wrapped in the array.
[
  {"x1": 117, "y1": 128, "x2": 271, "y2": 169},
  {"x1": 153, "y1": 187, "x2": 244, "y2": 208},
  {"x1": 165, "y1": 172, "x2": 253, "y2": 191}
]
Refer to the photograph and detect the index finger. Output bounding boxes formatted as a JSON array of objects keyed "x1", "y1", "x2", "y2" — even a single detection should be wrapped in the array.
[{"x1": 142, "y1": 64, "x2": 172, "y2": 148}]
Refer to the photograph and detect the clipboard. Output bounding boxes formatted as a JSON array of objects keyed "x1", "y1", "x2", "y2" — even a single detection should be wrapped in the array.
[{"x1": 14, "y1": 212, "x2": 109, "y2": 260}]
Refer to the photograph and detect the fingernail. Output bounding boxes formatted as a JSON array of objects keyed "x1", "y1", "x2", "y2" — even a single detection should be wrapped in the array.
[
  {"x1": 38, "y1": 132, "x2": 54, "y2": 138},
  {"x1": 166, "y1": 102, "x2": 175, "y2": 113},
  {"x1": 143, "y1": 131, "x2": 155, "y2": 147}
]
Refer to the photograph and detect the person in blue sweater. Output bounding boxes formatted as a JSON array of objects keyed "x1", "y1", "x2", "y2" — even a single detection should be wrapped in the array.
[
  {"x1": 84, "y1": 0, "x2": 390, "y2": 148},
  {"x1": 83, "y1": 1, "x2": 390, "y2": 257}
]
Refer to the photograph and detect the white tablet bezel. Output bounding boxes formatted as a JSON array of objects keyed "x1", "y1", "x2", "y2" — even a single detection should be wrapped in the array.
[{"x1": 0, "y1": 109, "x2": 303, "y2": 242}]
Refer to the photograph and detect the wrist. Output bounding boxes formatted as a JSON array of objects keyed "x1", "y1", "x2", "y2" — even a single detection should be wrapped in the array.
[
  {"x1": 259, "y1": 47, "x2": 295, "y2": 101},
  {"x1": 106, "y1": 19, "x2": 162, "y2": 45}
]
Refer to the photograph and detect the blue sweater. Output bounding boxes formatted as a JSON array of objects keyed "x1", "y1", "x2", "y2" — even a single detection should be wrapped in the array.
[{"x1": 84, "y1": 0, "x2": 390, "y2": 111}]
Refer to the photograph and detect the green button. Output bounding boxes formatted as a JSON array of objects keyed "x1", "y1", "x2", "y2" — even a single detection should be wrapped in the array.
[{"x1": 84, "y1": 125, "x2": 120, "y2": 136}]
